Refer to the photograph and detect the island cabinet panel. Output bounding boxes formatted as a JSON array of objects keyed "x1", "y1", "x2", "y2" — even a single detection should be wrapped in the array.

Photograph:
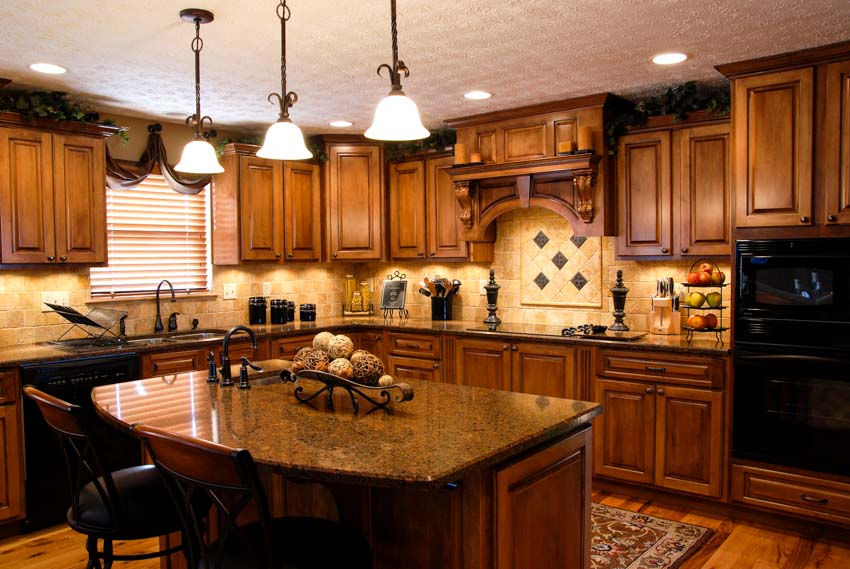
[
  {"x1": 385, "y1": 332, "x2": 443, "y2": 383},
  {"x1": 820, "y1": 59, "x2": 850, "y2": 226},
  {"x1": 141, "y1": 347, "x2": 207, "y2": 378},
  {"x1": 211, "y1": 339, "x2": 268, "y2": 367},
  {"x1": 592, "y1": 379, "x2": 655, "y2": 484},
  {"x1": 386, "y1": 355, "x2": 443, "y2": 383},
  {"x1": 239, "y1": 156, "x2": 283, "y2": 261},
  {"x1": 511, "y1": 342, "x2": 577, "y2": 399},
  {"x1": 452, "y1": 337, "x2": 511, "y2": 391},
  {"x1": 494, "y1": 427, "x2": 592, "y2": 569},
  {"x1": 0, "y1": 370, "x2": 23, "y2": 522},
  {"x1": 352, "y1": 331, "x2": 385, "y2": 362},
  {"x1": 283, "y1": 161, "x2": 322, "y2": 261},
  {"x1": 733, "y1": 68, "x2": 814, "y2": 228},
  {"x1": 270, "y1": 334, "x2": 315, "y2": 360},
  {"x1": 388, "y1": 160, "x2": 427, "y2": 259},
  {"x1": 326, "y1": 143, "x2": 383, "y2": 260}
]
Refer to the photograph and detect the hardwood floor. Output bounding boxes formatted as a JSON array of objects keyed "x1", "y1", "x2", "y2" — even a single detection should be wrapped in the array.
[{"x1": 1, "y1": 491, "x2": 848, "y2": 568}]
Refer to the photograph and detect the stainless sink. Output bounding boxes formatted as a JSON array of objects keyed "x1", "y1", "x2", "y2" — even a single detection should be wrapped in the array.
[
  {"x1": 124, "y1": 337, "x2": 179, "y2": 346},
  {"x1": 169, "y1": 331, "x2": 226, "y2": 342}
]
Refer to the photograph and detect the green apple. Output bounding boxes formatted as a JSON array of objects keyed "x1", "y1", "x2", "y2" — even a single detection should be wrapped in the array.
[
  {"x1": 687, "y1": 292, "x2": 706, "y2": 308},
  {"x1": 706, "y1": 292, "x2": 722, "y2": 308}
]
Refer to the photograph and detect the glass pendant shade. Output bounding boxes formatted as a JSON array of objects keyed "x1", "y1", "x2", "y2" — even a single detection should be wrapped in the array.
[
  {"x1": 257, "y1": 118, "x2": 313, "y2": 160},
  {"x1": 175, "y1": 138, "x2": 224, "y2": 174},
  {"x1": 365, "y1": 90, "x2": 429, "y2": 141}
]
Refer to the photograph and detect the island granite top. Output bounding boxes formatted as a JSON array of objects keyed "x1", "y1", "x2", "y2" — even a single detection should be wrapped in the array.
[{"x1": 91, "y1": 361, "x2": 600, "y2": 489}]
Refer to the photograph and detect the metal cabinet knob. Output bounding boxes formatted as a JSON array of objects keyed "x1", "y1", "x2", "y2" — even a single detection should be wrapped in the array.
[
  {"x1": 433, "y1": 363, "x2": 440, "y2": 369},
  {"x1": 645, "y1": 387, "x2": 653, "y2": 394},
  {"x1": 275, "y1": 253, "x2": 281, "y2": 258},
  {"x1": 661, "y1": 247, "x2": 669, "y2": 254},
  {"x1": 511, "y1": 345, "x2": 518, "y2": 351},
  {"x1": 681, "y1": 247, "x2": 689, "y2": 254},
  {"x1": 417, "y1": 251, "x2": 424, "y2": 257},
  {"x1": 501, "y1": 344, "x2": 509, "y2": 351},
  {"x1": 287, "y1": 253, "x2": 294, "y2": 258},
  {"x1": 800, "y1": 216, "x2": 809, "y2": 223},
  {"x1": 827, "y1": 214, "x2": 837, "y2": 222},
  {"x1": 657, "y1": 388, "x2": 665, "y2": 396},
  {"x1": 375, "y1": 335, "x2": 382, "y2": 341},
  {"x1": 332, "y1": 252, "x2": 338, "y2": 258},
  {"x1": 59, "y1": 256, "x2": 67, "y2": 262},
  {"x1": 47, "y1": 256, "x2": 55, "y2": 262},
  {"x1": 430, "y1": 252, "x2": 435, "y2": 257}
]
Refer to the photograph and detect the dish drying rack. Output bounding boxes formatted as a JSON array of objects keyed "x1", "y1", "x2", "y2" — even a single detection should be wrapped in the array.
[{"x1": 45, "y1": 303, "x2": 127, "y2": 342}]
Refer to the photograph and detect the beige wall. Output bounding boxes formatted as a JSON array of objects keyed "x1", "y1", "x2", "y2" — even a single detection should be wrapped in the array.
[{"x1": 0, "y1": 208, "x2": 730, "y2": 349}]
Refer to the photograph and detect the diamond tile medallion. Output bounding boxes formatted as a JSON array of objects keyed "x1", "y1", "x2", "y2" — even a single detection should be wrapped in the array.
[{"x1": 520, "y1": 213, "x2": 602, "y2": 307}]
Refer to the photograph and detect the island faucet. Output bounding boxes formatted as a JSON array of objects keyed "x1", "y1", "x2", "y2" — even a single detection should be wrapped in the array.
[
  {"x1": 154, "y1": 279, "x2": 176, "y2": 333},
  {"x1": 219, "y1": 325, "x2": 258, "y2": 386}
]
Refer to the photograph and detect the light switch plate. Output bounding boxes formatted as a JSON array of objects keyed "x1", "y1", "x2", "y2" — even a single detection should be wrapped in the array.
[
  {"x1": 262, "y1": 282, "x2": 271, "y2": 297},
  {"x1": 222, "y1": 283, "x2": 237, "y2": 300},
  {"x1": 479, "y1": 280, "x2": 488, "y2": 296},
  {"x1": 41, "y1": 291, "x2": 70, "y2": 312}
]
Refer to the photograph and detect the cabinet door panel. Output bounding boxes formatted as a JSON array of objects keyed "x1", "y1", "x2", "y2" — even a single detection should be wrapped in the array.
[
  {"x1": 389, "y1": 160, "x2": 426, "y2": 259},
  {"x1": 511, "y1": 343, "x2": 576, "y2": 399},
  {"x1": 270, "y1": 335, "x2": 315, "y2": 359},
  {"x1": 452, "y1": 338, "x2": 511, "y2": 391},
  {"x1": 0, "y1": 128, "x2": 55, "y2": 263},
  {"x1": 0, "y1": 403, "x2": 23, "y2": 522},
  {"x1": 677, "y1": 124, "x2": 731, "y2": 256},
  {"x1": 386, "y1": 355, "x2": 442, "y2": 383},
  {"x1": 654, "y1": 386, "x2": 723, "y2": 498},
  {"x1": 240, "y1": 156, "x2": 282, "y2": 261},
  {"x1": 327, "y1": 145, "x2": 382, "y2": 260},
  {"x1": 142, "y1": 349, "x2": 206, "y2": 378},
  {"x1": 617, "y1": 131, "x2": 672, "y2": 256},
  {"x1": 821, "y1": 60, "x2": 850, "y2": 226},
  {"x1": 592, "y1": 379, "x2": 655, "y2": 484},
  {"x1": 284, "y1": 161, "x2": 321, "y2": 261},
  {"x1": 734, "y1": 69, "x2": 813, "y2": 227},
  {"x1": 353, "y1": 331, "x2": 384, "y2": 362},
  {"x1": 426, "y1": 155, "x2": 467, "y2": 259}
]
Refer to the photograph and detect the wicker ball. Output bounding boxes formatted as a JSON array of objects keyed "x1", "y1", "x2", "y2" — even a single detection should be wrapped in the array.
[
  {"x1": 352, "y1": 353, "x2": 384, "y2": 386},
  {"x1": 328, "y1": 358, "x2": 354, "y2": 379},
  {"x1": 303, "y1": 349, "x2": 330, "y2": 372},
  {"x1": 312, "y1": 331, "x2": 335, "y2": 352},
  {"x1": 327, "y1": 335, "x2": 354, "y2": 360},
  {"x1": 350, "y1": 349, "x2": 369, "y2": 364},
  {"x1": 292, "y1": 347, "x2": 312, "y2": 371},
  {"x1": 378, "y1": 374, "x2": 394, "y2": 387}
]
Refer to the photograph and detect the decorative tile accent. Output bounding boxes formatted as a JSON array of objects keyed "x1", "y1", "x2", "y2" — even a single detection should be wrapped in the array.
[
  {"x1": 552, "y1": 251, "x2": 568, "y2": 270},
  {"x1": 533, "y1": 231, "x2": 550, "y2": 249},
  {"x1": 534, "y1": 272, "x2": 550, "y2": 290},
  {"x1": 571, "y1": 272, "x2": 587, "y2": 290},
  {"x1": 570, "y1": 235, "x2": 587, "y2": 249}
]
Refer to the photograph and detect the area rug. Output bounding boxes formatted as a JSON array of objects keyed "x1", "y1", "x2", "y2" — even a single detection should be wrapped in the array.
[{"x1": 591, "y1": 503, "x2": 713, "y2": 569}]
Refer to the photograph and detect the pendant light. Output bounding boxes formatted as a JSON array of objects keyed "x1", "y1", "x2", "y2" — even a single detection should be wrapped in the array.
[
  {"x1": 175, "y1": 9, "x2": 224, "y2": 174},
  {"x1": 257, "y1": 0, "x2": 312, "y2": 160},
  {"x1": 364, "y1": 0, "x2": 429, "y2": 141}
]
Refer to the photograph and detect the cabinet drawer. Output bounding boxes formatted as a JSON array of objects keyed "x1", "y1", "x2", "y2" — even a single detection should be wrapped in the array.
[
  {"x1": 731, "y1": 464, "x2": 850, "y2": 525},
  {"x1": 271, "y1": 335, "x2": 315, "y2": 359},
  {"x1": 386, "y1": 332, "x2": 441, "y2": 359},
  {"x1": 142, "y1": 348, "x2": 206, "y2": 378},
  {"x1": 386, "y1": 355, "x2": 443, "y2": 383},
  {"x1": 596, "y1": 350, "x2": 724, "y2": 388},
  {"x1": 0, "y1": 371, "x2": 19, "y2": 405}
]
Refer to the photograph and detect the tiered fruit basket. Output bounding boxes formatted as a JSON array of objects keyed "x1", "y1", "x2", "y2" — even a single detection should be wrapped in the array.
[{"x1": 680, "y1": 259, "x2": 728, "y2": 344}]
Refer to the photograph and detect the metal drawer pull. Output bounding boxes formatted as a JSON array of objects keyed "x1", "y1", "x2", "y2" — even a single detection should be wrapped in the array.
[
  {"x1": 400, "y1": 343, "x2": 421, "y2": 349},
  {"x1": 800, "y1": 494, "x2": 829, "y2": 505},
  {"x1": 645, "y1": 366, "x2": 667, "y2": 373}
]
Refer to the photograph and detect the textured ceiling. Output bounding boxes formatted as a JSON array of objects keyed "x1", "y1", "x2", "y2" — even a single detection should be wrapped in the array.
[{"x1": 1, "y1": 0, "x2": 849, "y2": 136}]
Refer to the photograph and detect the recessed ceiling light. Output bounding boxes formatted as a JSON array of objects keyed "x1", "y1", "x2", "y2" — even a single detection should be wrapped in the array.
[
  {"x1": 652, "y1": 52, "x2": 688, "y2": 65},
  {"x1": 29, "y1": 62, "x2": 67, "y2": 74},
  {"x1": 328, "y1": 120, "x2": 353, "y2": 128},
  {"x1": 464, "y1": 90, "x2": 492, "y2": 100}
]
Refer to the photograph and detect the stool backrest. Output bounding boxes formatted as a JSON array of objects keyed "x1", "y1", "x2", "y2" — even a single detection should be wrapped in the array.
[{"x1": 134, "y1": 423, "x2": 275, "y2": 568}]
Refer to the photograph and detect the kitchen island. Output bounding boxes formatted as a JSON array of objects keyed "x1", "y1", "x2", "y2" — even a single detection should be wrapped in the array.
[{"x1": 92, "y1": 361, "x2": 601, "y2": 569}]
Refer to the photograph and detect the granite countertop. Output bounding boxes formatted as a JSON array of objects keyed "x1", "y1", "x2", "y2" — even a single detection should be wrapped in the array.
[{"x1": 91, "y1": 360, "x2": 600, "y2": 489}]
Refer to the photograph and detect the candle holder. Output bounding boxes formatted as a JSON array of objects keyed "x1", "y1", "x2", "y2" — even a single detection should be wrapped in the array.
[
  {"x1": 609, "y1": 269, "x2": 630, "y2": 331},
  {"x1": 483, "y1": 268, "x2": 501, "y2": 326}
]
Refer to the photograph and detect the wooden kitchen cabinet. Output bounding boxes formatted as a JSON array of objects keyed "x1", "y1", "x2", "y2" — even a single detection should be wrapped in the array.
[
  {"x1": 384, "y1": 332, "x2": 443, "y2": 383},
  {"x1": 820, "y1": 59, "x2": 850, "y2": 226},
  {"x1": 270, "y1": 334, "x2": 315, "y2": 359},
  {"x1": 141, "y1": 347, "x2": 207, "y2": 378},
  {"x1": 452, "y1": 337, "x2": 512, "y2": 391},
  {"x1": 325, "y1": 142, "x2": 383, "y2": 260},
  {"x1": 352, "y1": 331, "x2": 385, "y2": 362},
  {"x1": 283, "y1": 160, "x2": 322, "y2": 261},
  {"x1": 0, "y1": 370, "x2": 23, "y2": 522},
  {"x1": 0, "y1": 119, "x2": 111, "y2": 265},
  {"x1": 617, "y1": 117, "x2": 731, "y2": 258}
]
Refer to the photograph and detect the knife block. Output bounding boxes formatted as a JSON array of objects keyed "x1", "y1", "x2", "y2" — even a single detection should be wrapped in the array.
[{"x1": 650, "y1": 297, "x2": 680, "y2": 335}]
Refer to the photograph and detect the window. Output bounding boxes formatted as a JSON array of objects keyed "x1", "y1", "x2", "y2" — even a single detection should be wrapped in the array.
[{"x1": 90, "y1": 174, "x2": 212, "y2": 297}]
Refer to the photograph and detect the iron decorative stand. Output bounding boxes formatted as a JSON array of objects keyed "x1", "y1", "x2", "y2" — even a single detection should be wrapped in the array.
[
  {"x1": 382, "y1": 270, "x2": 409, "y2": 321},
  {"x1": 280, "y1": 369, "x2": 414, "y2": 414}
]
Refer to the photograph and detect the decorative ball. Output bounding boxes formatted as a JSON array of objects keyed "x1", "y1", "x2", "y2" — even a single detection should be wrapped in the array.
[
  {"x1": 303, "y1": 349, "x2": 330, "y2": 372},
  {"x1": 352, "y1": 353, "x2": 384, "y2": 386},
  {"x1": 292, "y1": 347, "x2": 312, "y2": 371},
  {"x1": 312, "y1": 331, "x2": 335, "y2": 352},
  {"x1": 328, "y1": 335, "x2": 354, "y2": 360},
  {"x1": 378, "y1": 374, "x2": 394, "y2": 387},
  {"x1": 328, "y1": 358, "x2": 354, "y2": 379},
  {"x1": 350, "y1": 349, "x2": 369, "y2": 364}
]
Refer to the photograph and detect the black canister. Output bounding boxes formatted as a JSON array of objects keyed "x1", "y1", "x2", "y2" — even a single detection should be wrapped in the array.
[
  {"x1": 248, "y1": 297, "x2": 268, "y2": 325},
  {"x1": 270, "y1": 299, "x2": 287, "y2": 324},
  {"x1": 299, "y1": 303, "x2": 316, "y2": 321},
  {"x1": 431, "y1": 297, "x2": 453, "y2": 320}
]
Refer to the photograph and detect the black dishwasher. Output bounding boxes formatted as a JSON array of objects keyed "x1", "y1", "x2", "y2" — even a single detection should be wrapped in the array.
[{"x1": 20, "y1": 353, "x2": 141, "y2": 531}]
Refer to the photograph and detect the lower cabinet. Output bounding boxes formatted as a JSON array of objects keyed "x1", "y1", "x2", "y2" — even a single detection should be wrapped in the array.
[
  {"x1": 0, "y1": 370, "x2": 23, "y2": 522},
  {"x1": 270, "y1": 334, "x2": 315, "y2": 359},
  {"x1": 141, "y1": 340, "x2": 268, "y2": 378},
  {"x1": 351, "y1": 330, "x2": 385, "y2": 362},
  {"x1": 384, "y1": 332, "x2": 443, "y2": 383}
]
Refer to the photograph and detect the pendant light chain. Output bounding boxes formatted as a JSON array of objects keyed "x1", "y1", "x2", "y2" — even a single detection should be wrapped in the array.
[
  {"x1": 378, "y1": 0, "x2": 410, "y2": 90},
  {"x1": 187, "y1": 14, "x2": 215, "y2": 139},
  {"x1": 269, "y1": 0, "x2": 297, "y2": 121}
]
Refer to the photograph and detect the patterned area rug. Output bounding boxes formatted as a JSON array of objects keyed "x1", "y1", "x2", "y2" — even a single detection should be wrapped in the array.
[{"x1": 591, "y1": 503, "x2": 713, "y2": 569}]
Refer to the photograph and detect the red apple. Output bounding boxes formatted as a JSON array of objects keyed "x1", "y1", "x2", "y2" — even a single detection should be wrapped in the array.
[
  {"x1": 687, "y1": 272, "x2": 701, "y2": 285},
  {"x1": 697, "y1": 271, "x2": 712, "y2": 285},
  {"x1": 698, "y1": 262, "x2": 714, "y2": 274},
  {"x1": 710, "y1": 271, "x2": 726, "y2": 285},
  {"x1": 704, "y1": 314, "x2": 718, "y2": 329}
]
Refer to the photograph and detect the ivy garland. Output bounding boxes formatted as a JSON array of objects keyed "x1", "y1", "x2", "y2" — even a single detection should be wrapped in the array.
[
  {"x1": 605, "y1": 81, "x2": 730, "y2": 154},
  {"x1": 0, "y1": 90, "x2": 130, "y2": 144},
  {"x1": 384, "y1": 127, "x2": 457, "y2": 162}
]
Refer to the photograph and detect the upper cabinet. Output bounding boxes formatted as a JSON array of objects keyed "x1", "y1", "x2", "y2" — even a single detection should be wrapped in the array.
[
  {"x1": 325, "y1": 140, "x2": 383, "y2": 261},
  {"x1": 0, "y1": 115, "x2": 115, "y2": 265},
  {"x1": 212, "y1": 144, "x2": 321, "y2": 265},
  {"x1": 617, "y1": 115, "x2": 731, "y2": 258},
  {"x1": 717, "y1": 40, "x2": 850, "y2": 237}
]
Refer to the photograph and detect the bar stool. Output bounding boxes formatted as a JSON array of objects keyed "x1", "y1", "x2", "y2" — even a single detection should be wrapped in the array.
[
  {"x1": 134, "y1": 423, "x2": 373, "y2": 569},
  {"x1": 23, "y1": 386, "x2": 190, "y2": 569}
]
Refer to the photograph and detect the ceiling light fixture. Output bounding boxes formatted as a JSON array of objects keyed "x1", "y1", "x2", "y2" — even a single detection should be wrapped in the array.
[
  {"x1": 174, "y1": 8, "x2": 224, "y2": 175},
  {"x1": 29, "y1": 63, "x2": 67, "y2": 74},
  {"x1": 464, "y1": 90, "x2": 492, "y2": 100},
  {"x1": 328, "y1": 120, "x2": 353, "y2": 128},
  {"x1": 257, "y1": 0, "x2": 312, "y2": 160},
  {"x1": 652, "y1": 52, "x2": 688, "y2": 65},
  {"x1": 365, "y1": 0, "x2": 429, "y2": 141}
]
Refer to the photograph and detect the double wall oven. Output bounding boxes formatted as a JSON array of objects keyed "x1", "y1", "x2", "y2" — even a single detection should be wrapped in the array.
[{"x1": 733, "y1": 238, "x2": 850, "y2": 476}]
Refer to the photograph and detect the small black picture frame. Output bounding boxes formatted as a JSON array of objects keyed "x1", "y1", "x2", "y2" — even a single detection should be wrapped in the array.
[{"x1": 380, "y1": 279, "x2": 408, "y2": 310}]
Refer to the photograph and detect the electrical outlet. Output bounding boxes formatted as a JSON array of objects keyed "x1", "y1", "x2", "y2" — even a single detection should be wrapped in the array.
[
  {"x1": 41, "y1": 291, "x2": 70, "y2": 312},
  {"x1": 262, "y1": 282, "x2": 271, "y2": 297},
  {"x1": 479, "y1": 279, "x2": 488, "y2": 295},
  {"x1": 222, "y1": 283, "x2": 237, "y2": 300}
]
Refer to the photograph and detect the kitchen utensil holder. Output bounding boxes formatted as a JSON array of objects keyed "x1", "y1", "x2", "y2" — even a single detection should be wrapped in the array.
[{"x1": 431, "y1": 296, "x2": 452, "y2": 320}]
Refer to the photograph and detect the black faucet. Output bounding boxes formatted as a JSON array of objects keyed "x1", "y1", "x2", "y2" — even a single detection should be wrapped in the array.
[
  {"x1": 154, "y1": 279, "x2": 176, "y2": 333},
  {"x1": 219, "y1": 325, "x2": 258, "y2": 386}
]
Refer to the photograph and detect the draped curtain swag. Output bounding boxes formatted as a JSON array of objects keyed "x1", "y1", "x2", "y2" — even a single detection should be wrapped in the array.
[{"x1": 105, "y1": 123, "x2": 211, "y2": 194}]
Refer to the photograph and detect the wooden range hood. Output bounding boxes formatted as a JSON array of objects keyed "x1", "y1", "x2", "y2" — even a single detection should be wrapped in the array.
[{"x1": 444, "y1": 93, "x2": 628, "y2": 239}]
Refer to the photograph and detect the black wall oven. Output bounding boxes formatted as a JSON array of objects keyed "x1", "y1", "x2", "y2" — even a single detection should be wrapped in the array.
[{"x1": 733, "y1": 238, "x2": 850, "y2": 476}]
